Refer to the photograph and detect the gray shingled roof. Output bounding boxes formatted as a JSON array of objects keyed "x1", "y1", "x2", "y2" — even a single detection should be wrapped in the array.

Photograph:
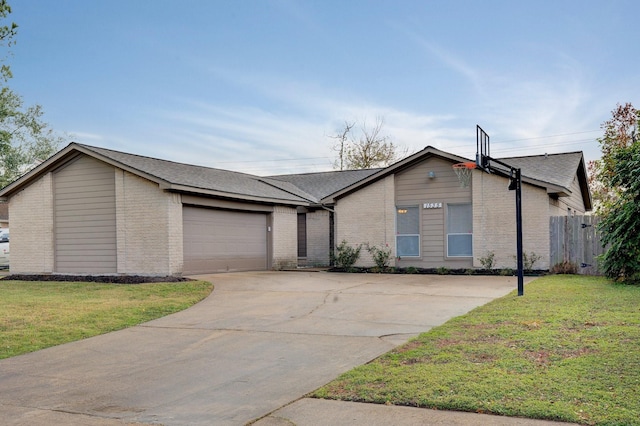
[
  {"x1": 496, "y1": 151, "x2": 584, "y2": 190},
  {"x1": 267, "y1": 168, "x2": 382, "y2": 200},
  {"x1": 78, "y1": 144, "x2": 313, "y2": 203},
  {"x1": 77, "y1": 144, "x2": 380, "y2": 205}
]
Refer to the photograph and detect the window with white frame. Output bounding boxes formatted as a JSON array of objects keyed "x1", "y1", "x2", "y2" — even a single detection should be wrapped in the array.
[
  {"x1": 396, "y1": 206, "x2": 420, "y2": 257},
  {"x1": 447, "y1": 203, "x2": 472, "y2": 257}
]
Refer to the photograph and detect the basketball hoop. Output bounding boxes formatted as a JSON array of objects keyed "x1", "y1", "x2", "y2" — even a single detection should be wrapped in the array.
[{"x1": 452, "y1": 162, "x2": 476, "y2": 187}]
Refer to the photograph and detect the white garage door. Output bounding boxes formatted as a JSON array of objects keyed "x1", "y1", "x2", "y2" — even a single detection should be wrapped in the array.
[{"x1": 183, "y1": 206, "x2": 268, "y2": 274}]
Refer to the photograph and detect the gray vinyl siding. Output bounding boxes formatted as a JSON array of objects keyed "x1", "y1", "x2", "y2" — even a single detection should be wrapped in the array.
[
  {"x1": 395, "y1": 157, "x2": 473, "y2": 268},
  {"x1": 54, "y1": 155, "x2": 117, "y2": 273},
  {"x1": 561, "y1": 175, "x2": 587, "y2": 214}
]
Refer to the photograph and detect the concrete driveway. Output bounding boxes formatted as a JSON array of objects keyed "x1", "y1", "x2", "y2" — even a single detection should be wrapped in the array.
[{"x1": 0, "y1": 271, "x2": 525, "y2": 425}]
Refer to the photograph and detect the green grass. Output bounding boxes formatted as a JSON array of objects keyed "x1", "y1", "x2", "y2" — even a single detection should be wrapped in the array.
[
  {"x1": 0, "y1": 280, "x2": 213, "y2": 359},
  {"x1": 313, "y1": 275, "x2": 640, "y2": 425}
]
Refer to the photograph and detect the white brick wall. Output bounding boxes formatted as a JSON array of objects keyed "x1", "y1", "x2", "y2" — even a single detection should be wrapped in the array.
[
  {"x1": 472, "y1": 171, "x2": 551, "y2": 270},
  {"x1": 272, "y1": 206, "x2": 298, "y2": 269},
  {"x1": 305, "y1": 209, "x2": 330, "y2": 266},
  {"x1": 335, "y1": 175, "x2": 395, "y2": 267},
  {"x1": 115, "y1": 170, "x2": 183, "y2": 276},
  {"x1": 8, "y1": 173, "x2": 55, "y2": 273}
]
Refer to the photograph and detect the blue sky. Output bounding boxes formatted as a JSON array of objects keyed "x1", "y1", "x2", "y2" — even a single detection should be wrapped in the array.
[{"x1": 8, "y1": 1, "x2": 640, "y2": 175}]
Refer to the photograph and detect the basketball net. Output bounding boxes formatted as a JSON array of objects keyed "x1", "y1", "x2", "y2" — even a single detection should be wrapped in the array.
[{"x1": 452, "y1": 162, "x2": 476, "y2": 187}]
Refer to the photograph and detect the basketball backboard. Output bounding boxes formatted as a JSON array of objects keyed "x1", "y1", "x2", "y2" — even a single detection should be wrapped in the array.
[{"x1": 476, "y1": 125, "x2": 490, "y2": 170}]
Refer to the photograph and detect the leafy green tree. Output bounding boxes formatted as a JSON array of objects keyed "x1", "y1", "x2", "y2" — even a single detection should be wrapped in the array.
[
  {"x1": 0, "y1": 0, "x2": 18, "y2": 82},
  {"x1": 589, "y1": 103, "x2": 639, "y2": 210},
  {"x1": 598, "y1": 142, "x2": 640, "y2": 282},
  {"x1": 0, "y1": 0, "x2": 65, "y2": 188},
  {"x1": 0, "y1": 87, "x2": 65, "y2": 187},
  {"x1": 592, "y1": 103, "x2": 640, "y2": 282}
]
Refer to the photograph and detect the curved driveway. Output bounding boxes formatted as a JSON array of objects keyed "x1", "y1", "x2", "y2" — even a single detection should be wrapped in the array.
[{"x1": 0, "y1": 271, "x2": 524, "y2": 425}]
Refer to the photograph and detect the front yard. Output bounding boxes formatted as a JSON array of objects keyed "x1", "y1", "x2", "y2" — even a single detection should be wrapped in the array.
[
  {"x1": 314, "y1": 275, "x2": 640, "y2": 425},
  {"x1": 0, "y1": 279, "x2": 213, "y2": 359}
]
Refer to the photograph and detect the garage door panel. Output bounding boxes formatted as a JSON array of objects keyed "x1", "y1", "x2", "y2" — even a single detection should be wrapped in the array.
[
  {"x1": 184, "y1": 256, "x2": 266, "y2": 274},
  {"x1": 183, "y1": 207, "x2": 268, "y2": 274}
]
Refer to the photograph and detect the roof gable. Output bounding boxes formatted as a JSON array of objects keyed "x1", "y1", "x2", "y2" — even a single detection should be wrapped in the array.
[{"x1": 320, "y1": 146, "x2": 470, "y2": 203}]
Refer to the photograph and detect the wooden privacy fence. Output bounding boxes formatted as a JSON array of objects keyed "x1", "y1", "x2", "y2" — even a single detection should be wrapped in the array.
[{"x1": 550, "y1": 215, "x2": 605, "y2": 275}]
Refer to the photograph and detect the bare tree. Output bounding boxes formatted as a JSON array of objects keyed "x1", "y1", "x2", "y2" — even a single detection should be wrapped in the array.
[
  {"x1": 329, "y1": 120, "x2": 355, "y2": 171},
  {"x1": 330, "y1": 117, "x2": 405, "y2": 170}
]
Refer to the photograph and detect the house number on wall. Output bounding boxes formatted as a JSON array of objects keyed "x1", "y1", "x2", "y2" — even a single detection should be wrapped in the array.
[{"x1": 423, "y1": 202, "x2": 442, "y2": 209}]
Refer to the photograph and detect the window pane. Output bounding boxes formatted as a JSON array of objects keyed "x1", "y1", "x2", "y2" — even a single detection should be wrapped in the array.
[
  {"x1": 397, "y1": 206, "x2": 419, "y2": 235},
  {"x1": 397, "y1": 206, "x2": 420, "y2": 257},
  {"x1": 448, "y1": 234, "x2": 473, "y2": 257},
  {"x1": 397, "y1": 235, "x2": 420, "y2": 257},
  {"x1": 447, "y1": 204, "x2": 472, "y2": 257},
  {"x1": 447, "y1": 204, "x2": 472, "y2": 233}
]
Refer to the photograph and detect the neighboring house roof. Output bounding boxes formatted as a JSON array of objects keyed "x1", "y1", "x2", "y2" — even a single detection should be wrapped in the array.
[
  {"x1": 0, "y1": 143, "x2": 378, "y2": 207},
  {"x1": 320, "y1": 146, "x2": 592, "y2": 211}
]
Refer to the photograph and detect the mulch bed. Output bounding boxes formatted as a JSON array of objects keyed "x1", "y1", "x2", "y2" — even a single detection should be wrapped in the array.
[
  {"x1": 328, "y1": 267, "x2": 547, "y2": 276},
  {"x1": 1, "y1": 274, "x2": 194, "y2": 284}
]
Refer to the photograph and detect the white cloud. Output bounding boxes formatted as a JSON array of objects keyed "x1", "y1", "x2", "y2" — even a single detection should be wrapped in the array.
[
  {"x1": 137, "y1": 71, "x2": 465, "y2": 174},
  {"x1": 99, "y1": 47, "x2": 606, "y2": 176},
  {"x1": 387, "y1": 25, "x2": 605, "y2": 161},
  {"x1": 69, "y1": 131, "x2": 105, "y2": 143}
]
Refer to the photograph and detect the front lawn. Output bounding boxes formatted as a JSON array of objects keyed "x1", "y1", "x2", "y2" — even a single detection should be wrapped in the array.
[
  {"x1": 0, "y1": 279, "x2": 213, "y2": 359},
  {"x1": 313, "y1": 275, "x2": 640, "y2": 425}
]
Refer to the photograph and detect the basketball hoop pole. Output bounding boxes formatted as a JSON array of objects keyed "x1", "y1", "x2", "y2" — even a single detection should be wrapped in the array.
[
  {"x1": 477, "y1": 125, "x2": 524, "y2": 296},
  {"x1": 513, "y1": 168, "x2": 524, "y2": 296}
]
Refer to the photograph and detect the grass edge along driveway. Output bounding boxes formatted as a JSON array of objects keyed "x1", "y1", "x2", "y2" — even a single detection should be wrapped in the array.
[
  {"x1": 314, "y1": 275, "x2": 640, "y2": 426},
  {"x1": 0, "y1": 279, "x2": 213, "y2": 360}
]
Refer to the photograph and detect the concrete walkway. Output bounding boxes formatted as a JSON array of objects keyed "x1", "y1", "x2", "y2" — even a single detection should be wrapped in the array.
[
  {"x1": 0, "y1": 271, "x2": 572, "y2": 425},
  {"x1": 255, "y1": 398, "x2": 576, "y2": 426}
]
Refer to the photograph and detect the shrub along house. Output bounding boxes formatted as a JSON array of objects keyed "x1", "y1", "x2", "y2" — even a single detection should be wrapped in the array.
[{"x1": 0, "y1": 143, "x2": 591, "y2": 276}]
